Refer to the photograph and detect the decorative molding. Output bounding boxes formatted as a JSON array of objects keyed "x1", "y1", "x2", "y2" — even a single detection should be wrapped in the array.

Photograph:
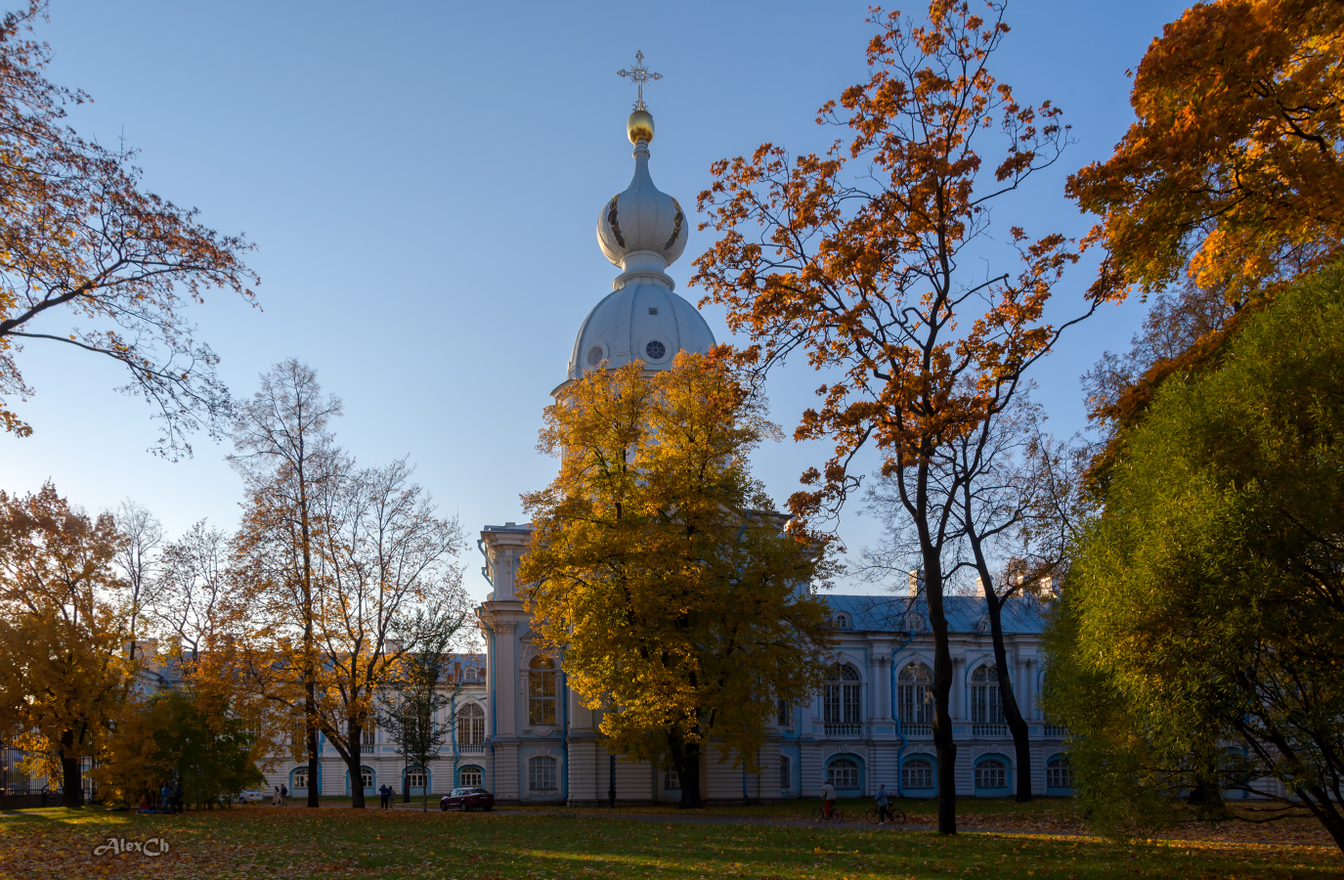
[{"x1": 493, "y1": 621, "x2": 518, "y2": 634}]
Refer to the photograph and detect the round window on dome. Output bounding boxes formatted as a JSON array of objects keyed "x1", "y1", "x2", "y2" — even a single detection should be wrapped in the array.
[
  {"x1": 645, "y1": 340, "x2": 666, "y2": 360},
  {"x1": 586, "y1": 345, "x2": 604, "y2": 367}
]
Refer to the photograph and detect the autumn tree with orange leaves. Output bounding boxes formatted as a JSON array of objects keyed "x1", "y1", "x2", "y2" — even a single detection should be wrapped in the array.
[
  {"x1": 1068, "y1": 0, "x2": 1344, "y2": 445},
  {"x1": 695, "y1": 2, "x2": 1113, "y2": 832},
  {"x1": 0, "y1": 2, "x2": 257, "y2": 455}
]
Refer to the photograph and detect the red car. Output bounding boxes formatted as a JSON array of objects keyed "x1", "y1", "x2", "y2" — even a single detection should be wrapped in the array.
[{"x1": 440, "y1": 787, "x2": 494, "y2": 812}]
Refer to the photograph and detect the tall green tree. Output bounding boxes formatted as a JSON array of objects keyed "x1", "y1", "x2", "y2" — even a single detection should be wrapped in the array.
[
  {"x1": 375, "y1": 610, "x2": 464, "y2": 812},
  {"x1": 519, "y1": 352, "x2": 835, "y2": 809},
  {"x1": 1045, "y1": 264, "x2": 1344, "y2": 853}
]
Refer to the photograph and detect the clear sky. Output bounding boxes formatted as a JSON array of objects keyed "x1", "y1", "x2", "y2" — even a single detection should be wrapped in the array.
[{"x1": 5, "y1": 0, "x2": 1187, "y2": 601}]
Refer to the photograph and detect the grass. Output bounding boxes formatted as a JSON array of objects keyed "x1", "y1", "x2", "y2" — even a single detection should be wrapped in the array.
[{"x1": 1, "y1": 803, "x2": 1339, "y2": 880}]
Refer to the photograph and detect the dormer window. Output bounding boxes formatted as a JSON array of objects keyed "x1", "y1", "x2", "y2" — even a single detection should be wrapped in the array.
[
  {"x1": 648, "y1": 307, "x2": 658, "y2": 315},
  {"x1": 835, "y1": 613, "x2": 850, "y2": 630},
  {"x1": 645, "y1": 340, "x2": 666, "y2": 360}
]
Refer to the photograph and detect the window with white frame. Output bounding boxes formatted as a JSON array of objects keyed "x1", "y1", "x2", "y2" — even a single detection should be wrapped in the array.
[
  {"x1": 835, "y1": 612, "x2": 850, "y2": 630},
  {"x1": 358, "y1": 767, "x2": 374, "y2": 790},
  {"x1": 465, "y1": 666, "x2": 478, "y2": 681},
  {"x1": 406, "y1": 768, "x2": 427, "y2": 789},
  {"x1": 529, "y1": 656, "x2": 557, "y2": 725},
  {"x1": 897, "y1": 662, "x2": 933, "y2": 724},
  {"x1": 528, "y1": 755, "x2": 558, "y2": 791},
  {"x1": 778, "y1": 755, "x2": 791, "y2": 791},
  {"x1": 663, "y1": 768, "x2": 680, "y2": 790},
  {"x1": 970, "y1": 664, "x2": 1005, "y2": 724},
  {"x1": 975, "y1": 757, "x2": 1007, "y2": 789},
  {"x1": 361, "y1": 725, "x2": 376, "y2": 747},
  {"x1": 292, "y1": 768, "x2": 309, "y2": 790},
  {"x1": 826, "y1": 758, "x2": 859, "y2": 789},
  {"x1": 1046, "y1": 755, "x2": 1073, "y2": 789},
  {"x1": 823, "y1": 663, "x2": 862, "y2": 724},
  {"x1": 902, "y1": 756, "x2": 933, "y2": 790},
  {"x1": 460, "y1": 766, "x2": 483, "y2": 787},
  {"x1": 776, "y1": 699, "x2": 791, "y2": 726},
  {"x1": 458, "y1": 703, "x2": 485, "y2": 745}
]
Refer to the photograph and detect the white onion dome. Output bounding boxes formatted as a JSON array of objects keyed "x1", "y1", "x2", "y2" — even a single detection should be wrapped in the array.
[
  {"x1": 564, "y1": 110, "x2": 715, "y2": 384},
  {"x1": 595, "y1": 111, "x2": 688, "y2": 276},
  {"x1": 567, "y1": 283, "x2": 716, "y2": 381}
]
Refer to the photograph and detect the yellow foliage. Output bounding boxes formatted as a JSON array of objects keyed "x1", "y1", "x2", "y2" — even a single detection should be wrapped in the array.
[{"x1": 519, "y1": 352, "x2": 835, "y2": 800}]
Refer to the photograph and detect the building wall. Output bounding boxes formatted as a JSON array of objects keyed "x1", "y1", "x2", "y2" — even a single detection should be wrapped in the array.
[{"x1": 477, "y1": 526, "x2": 1071, "y2": 806}]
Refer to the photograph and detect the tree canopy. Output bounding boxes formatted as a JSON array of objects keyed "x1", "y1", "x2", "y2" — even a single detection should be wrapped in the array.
[
  {"x1": 519, "y1": 352, "x2": 835, "y2": 809},
  {"x1": 0, "y1": 1, "x2": 257, "y2": 455},
  {"x1": 1069, "y1": 0, "x2": 1344, "y2": 437},
  {"x1": 1045, "y1": 263, "x2": 1344, "y2": 853}
]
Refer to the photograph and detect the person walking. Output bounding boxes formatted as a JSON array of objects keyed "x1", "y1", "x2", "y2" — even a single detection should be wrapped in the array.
[
  {"x1": 272, "y1": 785, "x2": 281, "y2": 806},
  {"x1": 159, "y1": 782, "x2": 171, "y2": 812},
  {"x1": 874, "y1": 783, "x2": 891, "y2": 825},
  {"x1": 172, "y1": 779, "x2": 184, "y2": 814},
  {"x1": 378, "y1": 783, "x2": 390, "y2": 809},
  {"x1": 821, "y1": 780, "x2": 837, "y2": 819},
  {"x1": 279, "y1": 783, "x2": 288, "y2": 806}
]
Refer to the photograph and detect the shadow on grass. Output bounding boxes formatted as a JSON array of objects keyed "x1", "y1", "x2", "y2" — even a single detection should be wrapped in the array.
[{"x1": 0, "y1": 807, "x2": 1338, "y2": 879}]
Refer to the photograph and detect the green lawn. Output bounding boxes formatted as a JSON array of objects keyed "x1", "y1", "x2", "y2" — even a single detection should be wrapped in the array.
[{"x1": 0, "y1": 804, "x2": 1337, "y2": 879}]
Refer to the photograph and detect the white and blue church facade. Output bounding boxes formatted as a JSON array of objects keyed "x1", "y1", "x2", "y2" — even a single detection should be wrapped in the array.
[{"x1": 472, "y1": 104, "x2": 1071, "y2": 806}]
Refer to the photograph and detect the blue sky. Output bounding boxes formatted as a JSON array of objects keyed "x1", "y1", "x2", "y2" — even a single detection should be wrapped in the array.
[{"x1": 6, "y1": 0, "x2": 1187, "y2": 599}]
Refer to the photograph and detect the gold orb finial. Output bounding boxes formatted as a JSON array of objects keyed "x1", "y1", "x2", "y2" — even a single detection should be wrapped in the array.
[{"x1": 627, "y1": 109, "x2": 655, "y2": 145}]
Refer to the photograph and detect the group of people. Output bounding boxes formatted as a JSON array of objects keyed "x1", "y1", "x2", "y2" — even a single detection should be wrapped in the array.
[
  {"x1": 137, "y1": 780, "x2": 183, "y2": 814},
  {"x1": 820, "y1": 781, "x2": 896, "y2": 825},
  {"x1": 271, "y1": 784, "x2": 288, "y2": 805}
]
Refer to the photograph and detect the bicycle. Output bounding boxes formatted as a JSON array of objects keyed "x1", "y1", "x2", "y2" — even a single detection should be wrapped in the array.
[
  {"x1": 863, "y1": 806, "x2": 907, "y2": 825},
  {"x1": 813, "y1": 804, "x2": 845, "y2": 823}
]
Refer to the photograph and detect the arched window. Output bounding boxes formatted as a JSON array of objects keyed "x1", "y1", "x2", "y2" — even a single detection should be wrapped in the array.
[
  {"x1": 974, "y1": 757, "x2": 1007, "y2": 790},
  {"x1": 1046, "y1": 755, "x2": 1073, "y2": 789},
  {"x1": 778, "y1": 755, "x2": 791, "y2": 790},
  {"x1": 529, "y1": 656, "x2": 557, "y2": 725},
  {"x1": 902, "y1": 756, "x2": 934, "y2": 790},
  {"x1": 824, "y1": 663, "x2": 862, "y2": 725},
  {"x1": 361, "y1": 725, "x2": 376, "y2": 747},
  {"x1": 528, "y1": 755, "x2": 558, "y2": 791},
  {"x1": 465, "y1": 666, "x2": 478, "y2": 682},
  {"x1": 458, "y1": 703, "x2": 485, "y2": 745},
  {"x1": 291, "y1": 767, "x2": 309, "y2": 790},
  {"x1": 826, "y1": 757, "x2": 859, "y2": 789},
  {"x1": 406, "y1": 768, "x2": 427, "y2": 789},
  {"x1": 970, "y1": 664, "x2": 1004, "y2": 724},
  {"x1": 459, "y1": 766, "x2": 483, "y2": 787},
  {"x1": 663, "y1": 768, "x2": 680, "y2": 790},
  {"x1": 897, "y1": 662, "x2": 933, "y2": 725},
  {"x1": 835, "y1": 613, "x2": 850, "y2": 630}
]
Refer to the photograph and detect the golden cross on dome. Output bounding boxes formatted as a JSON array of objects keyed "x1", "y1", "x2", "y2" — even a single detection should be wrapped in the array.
[{"x1": 617, "y1": 50, "x2": 662, "y2": 111}]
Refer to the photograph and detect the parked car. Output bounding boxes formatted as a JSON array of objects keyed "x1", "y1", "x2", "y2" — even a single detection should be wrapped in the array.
[
  {"x1": 226, "y1": 789, "x2": 267, "y2": 805},
  {"x1": 439, "y1": 787, "x2": 494, "y2": 812}
]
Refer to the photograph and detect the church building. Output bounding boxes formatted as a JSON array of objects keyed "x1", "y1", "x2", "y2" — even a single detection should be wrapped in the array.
[{"x1": 473, "y1": 77, "x2": 1069, "y2": 806}]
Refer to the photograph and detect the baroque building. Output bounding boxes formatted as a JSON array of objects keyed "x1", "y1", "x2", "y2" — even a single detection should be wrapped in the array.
[{"x1": 473, "y1": 97, "x2": 1069, "y2": 806}]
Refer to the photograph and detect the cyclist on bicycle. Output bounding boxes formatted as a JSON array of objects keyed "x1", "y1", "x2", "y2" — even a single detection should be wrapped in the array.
[
  {"x1": 821, "y1": 780, "x2": 836, "y2": 819},
  {"x1": 874, "y1": 783, "x2": 891, "y2": 825}
]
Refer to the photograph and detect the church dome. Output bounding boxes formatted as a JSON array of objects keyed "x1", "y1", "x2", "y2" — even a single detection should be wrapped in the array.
[
  {"x1": 567, "y1": 281, "x2": 716, "y2": 381},
  {"x1": 595, "y1": 114, "x2": 688, "y2": 273}
]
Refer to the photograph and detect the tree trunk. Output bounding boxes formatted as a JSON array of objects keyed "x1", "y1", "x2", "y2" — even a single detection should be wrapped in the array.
[
  {"x1": 671, "y1": 731, "x2": 703, "y2": 809},
  {"x1": 924, "y1": 564, "x2": 958, "y2": 834},
  {"x1": 348, "y1": 721, "x2": 365, "y2": 808},
  {"x1": 306, "y1": 700, "x2": 320, "y2": 808},
  {"x1": 59, "y1": 729, "x2": 83, "y2": 808},
  {"x1": 983, "y1": 593, "x2": 1033, "y2": 802}
]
